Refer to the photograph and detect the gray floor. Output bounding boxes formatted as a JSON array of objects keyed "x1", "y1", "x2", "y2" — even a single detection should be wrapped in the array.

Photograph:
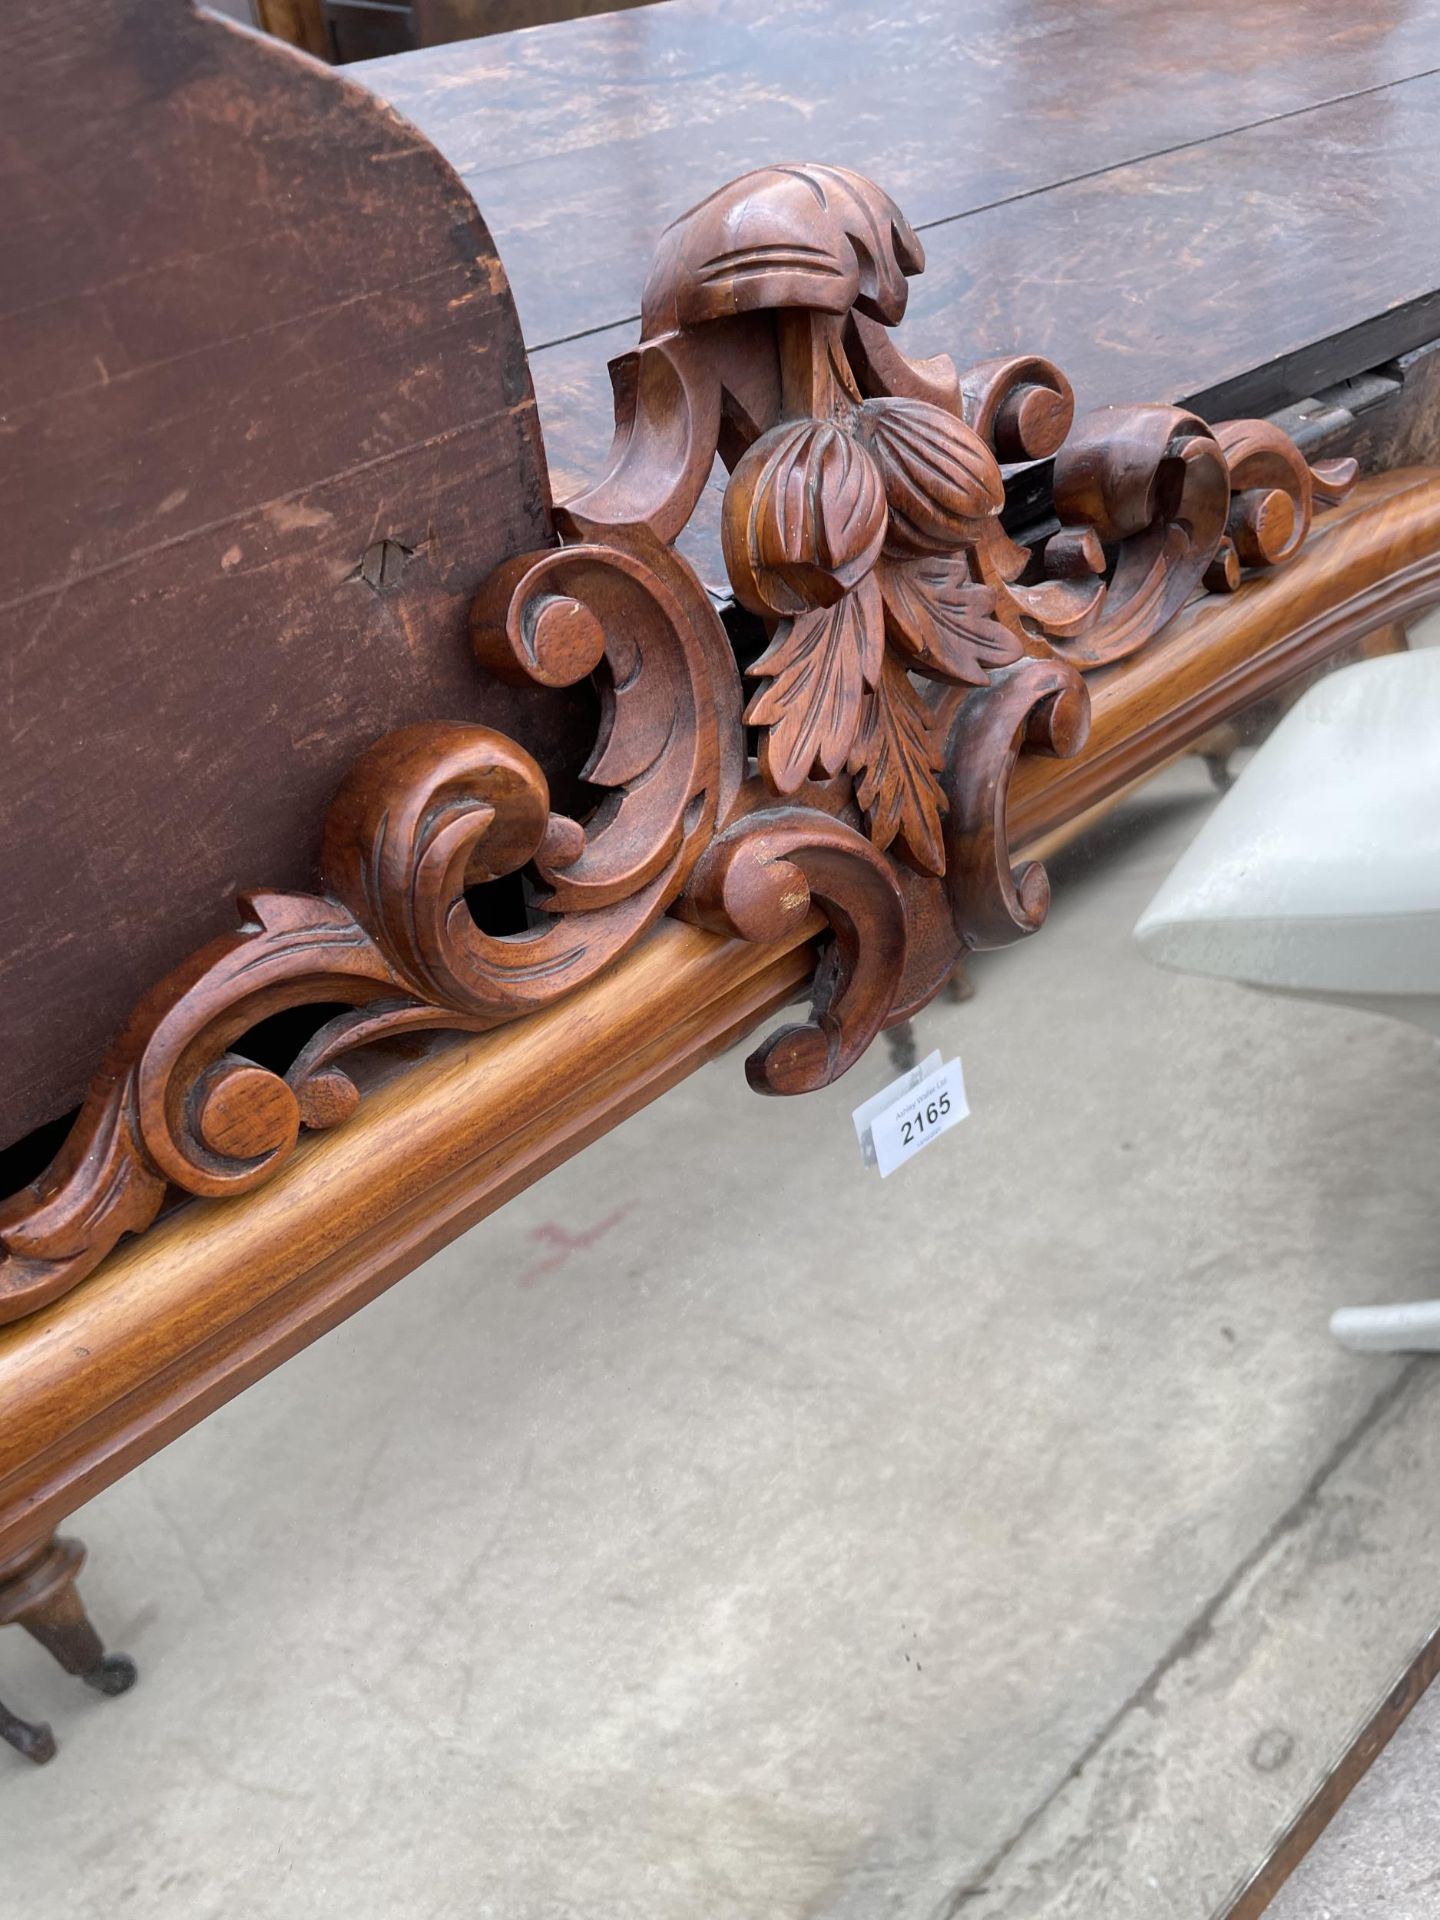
[
  {"x1": 1270, "y1": 1681, "x2": 1440, "y2": 1920},
  {"x1": 4, "y1": 757, "x2": 1439, "y2": 1920}
]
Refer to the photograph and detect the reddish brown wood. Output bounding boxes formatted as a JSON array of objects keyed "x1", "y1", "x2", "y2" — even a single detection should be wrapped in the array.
[
  {"x1": 254, "y1": 0, "x2": 330, "y2": 57},
  {"x1": 2, "y1": 465, "x2": 1439, "y2": 1610},
  {"x1": 5, "y1": 0, "x2": 1440, "y2": 1794},
  {"x1": 0, "y1": 1534, "x2": 136, "y2": 1763},
  {"x1": 0, "y1": 469, "x2": 1435, "y2": 1777},
  {"x1": 362, "y1": 2, "x2": 1440, "y2": 358},
  {"x1": 0, "y1": 0, "x2": 579, "y2": 1156},
  {"x1": 0, "y1": 149, "x2": 1401, "y2": 1326},
  {"x1": 0, "y1": 1537, "x2": 134, "y2": 1691},
  {"x1": 415, "y1": 0, "x2": 662, "y2": 44},
  {"x1": 1223, "y1": 1621, "x2": 1440, "y2": 1920}
]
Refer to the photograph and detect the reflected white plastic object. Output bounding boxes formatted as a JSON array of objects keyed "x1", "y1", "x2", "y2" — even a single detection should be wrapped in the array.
[
  {"x1": 1331, "y1": 1302, "x2": 1440, "y2": 1353},
  {"x1": 1133, "y1": 648, "x2": 1440, "y2": 1353}
]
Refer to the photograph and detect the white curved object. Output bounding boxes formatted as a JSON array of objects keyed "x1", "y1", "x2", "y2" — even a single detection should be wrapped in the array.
[
  {"x1": 1134, "y1": 648, "x2": 1440, "y2": 1351},
  {"x1": 1134, "y1": 648, "x2": 1440, "y2": 1033},
  {"x1": 1331, "y1": 1301, "x2": 1440, "y2": 1353}
]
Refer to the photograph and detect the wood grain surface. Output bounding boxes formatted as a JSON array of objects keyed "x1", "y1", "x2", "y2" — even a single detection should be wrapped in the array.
[
  {"x1": 415, "y1": 0, "x2": 662, "y2": 45},
  {"x1": 363, "y1": 0, "x2": 1440, "y2": 351},
  {"x1": 4, "y1": 462, "x2": 1438, "y2": 1571},
  {"x1": 361, "y1": 3, "x2": 1440, "y2": 597},
  {"x1": 0, "y1": 0, "x2": 586, "y2": 1153}
]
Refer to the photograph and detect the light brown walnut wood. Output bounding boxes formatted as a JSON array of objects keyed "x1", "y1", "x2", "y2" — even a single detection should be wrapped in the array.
[
  {"x1": 9, "y1": 2, "x2": 1440, "y2": 1791},
  {"x1": 0, "y1": 157, "x2": 1384, "y2": 1325},
  {"x1": 2, "y1": 465, "x2": 1438, "y2": 1571}
]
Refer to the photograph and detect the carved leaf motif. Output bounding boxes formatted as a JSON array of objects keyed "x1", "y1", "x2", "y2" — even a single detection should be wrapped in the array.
[
  {"x1": 641, "y1": 161, "x2": 924, "y2": 336},
  {"x1": 724, "y1": 418, "x2": 887, "y2": 615},
  {"x1": 880, "y1": 559, "x2": 1023, "y2": 685},
  {"x1": 847, "y1": 653, "x2": 947, "y2": 875},
  {"x1": 854, "y1": 397, "x2": 1005, "y2": 553},
  {"x1": 745, "y1": 572, "x2": 884, "y2": 791}
]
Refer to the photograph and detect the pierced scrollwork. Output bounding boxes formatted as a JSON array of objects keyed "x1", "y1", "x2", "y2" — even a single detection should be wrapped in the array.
[
  {"x1": 0, "y1": 159, "x2": 1360, "y2": 1320},
  {"x1": 0, "y1": 537, "x2": 741, "y2": 1320},
  {"x1": 681, "y1": 802, "x2": 907, "y2": 1096}
]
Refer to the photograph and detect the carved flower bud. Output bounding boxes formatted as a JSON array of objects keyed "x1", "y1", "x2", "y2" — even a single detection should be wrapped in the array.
[
  {"x1": 853, "y1": 397, "x2": 1005, "y2": 554},
  {"x1": 723, "y1": 419, "x2": 887, "y2": 617}
]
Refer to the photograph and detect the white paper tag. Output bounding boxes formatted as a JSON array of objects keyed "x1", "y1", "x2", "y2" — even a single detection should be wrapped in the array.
[
  {"x1": 852, "y1": 1051, "x2": 941, "y2": 1169},
  {"x1": 852, "y1": 1051, "x2": 941, "y2": 1170},
  {"x1": 866, "y1": 1057, "x2": 968, "y2": 1177}
]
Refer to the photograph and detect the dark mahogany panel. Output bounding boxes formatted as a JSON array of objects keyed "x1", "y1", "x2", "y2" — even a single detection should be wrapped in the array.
[
  {"x1": 525, "y1": 76, "x2": 1440, "y2": 594},
  {"x1": 0, "y1": 0, "x2": 586, "y2": 1150},
  {"x1": 365, "y1": 0, "x2": 1440, "y2": 348}
]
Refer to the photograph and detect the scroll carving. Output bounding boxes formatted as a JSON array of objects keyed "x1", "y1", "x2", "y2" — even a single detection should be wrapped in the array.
[{"x1": 0, "y1": 160, "x2": 1358, "y2": 1320}]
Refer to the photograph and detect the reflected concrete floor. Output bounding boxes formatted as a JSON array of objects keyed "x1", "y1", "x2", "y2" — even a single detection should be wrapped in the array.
[
  {"x1": 1269, "y1": 1680, "x2": 1440, "y2": 1920},
  {"x1": 5, "y1": 758, "x2": 1439, "y2": 1920}
]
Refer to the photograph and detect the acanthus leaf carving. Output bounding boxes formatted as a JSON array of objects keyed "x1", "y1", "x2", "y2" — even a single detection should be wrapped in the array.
[
  {"x1": 0, "y1": 157, "x2": 1363, "y2": 1321},
  {"x1": 744, "y1": 573, "x2": 883, "y2": 792},
  {"x1": 680, "y1": 802, "x2": 907, "y2": 1094},
  {"x1": 847, "y1": 653, "x2": 948, "y2": 877},
  {"x1": 640, "y1": 161, "x2": 923, "y2": 338},
  {"x1": 880, "y1": 563, "x2": 1023, "y2": 685},
  {"x1": 938, "y1": 657, "x2": 1092, "y2": 950}
]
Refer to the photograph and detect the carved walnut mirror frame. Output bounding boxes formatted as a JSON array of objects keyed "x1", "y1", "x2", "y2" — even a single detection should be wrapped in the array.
[{"x1": 0, "y1": 161, "x2": 1359, "y2": 1325}]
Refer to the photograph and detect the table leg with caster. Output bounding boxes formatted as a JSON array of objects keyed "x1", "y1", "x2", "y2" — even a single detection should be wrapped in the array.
[
  {"x1": 0, "y1": 1535, "x2": 137, "y2": 1761},
  {"x1": 0, "y1": 1696, "x2": 56, "y2": 1764}
]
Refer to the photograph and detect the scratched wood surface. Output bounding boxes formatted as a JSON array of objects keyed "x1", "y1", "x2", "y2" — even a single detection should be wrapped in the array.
[
  {"x1": 527, "y1": 72, "x2": 1440, "y2": 591},
  {"x1": 0, "y1": 0, "x2": 596, "y2": 1153},
  {"x1": 528, "y1": 74, "x2": 1440, "y2": 592},
  {"x1": 414, "y1": 0, "x2": 663, "y2": 45},
  {"x1": 361, "y1": 2, "x2": 1440, "y2": 598},
  {"x1": 364, "y1": 0, "x2": 1440, "y2": 350},
  {"x1": 10, "y1": 0, "x2": 1440, "y2": 1153}
]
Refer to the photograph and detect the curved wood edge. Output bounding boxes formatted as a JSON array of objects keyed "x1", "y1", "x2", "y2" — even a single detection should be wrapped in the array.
[
  {"x1": 0, "y1": 156, "x2": 1378, "y2": 1322},
  {"x1": 4, "y1": 0, "x2": 564, "y2": 1155},
  {"x1": 1, "y1": 462, "x2": 1438, "y2": 1563},
  {"x1": 1009, "y1": 466, "x2": 1440, "y2": 840},
  {"x1": 1221, "y1": 1615, "x2": 1440, "y2": 1920}
]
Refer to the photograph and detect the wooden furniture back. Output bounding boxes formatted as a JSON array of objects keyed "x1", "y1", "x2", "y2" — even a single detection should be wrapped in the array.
[
  {"x1": 0, "y1": 0, "x2": 587, "y2": 1156},
  {"x1": 2, "y1": 1, "x2": 1440, "y2": 1842},
  {"x1": 365, "y1": 0, "x2": 1440, "y2": 594}
]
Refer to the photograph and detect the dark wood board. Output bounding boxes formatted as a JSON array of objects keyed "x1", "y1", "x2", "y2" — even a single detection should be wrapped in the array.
[
  {"x1": 0, "y1": 0, "x2": 585, "y2": 1154},
  {"x1": 519, "y1": 74, "x2": 1440, "y2": 593},
  {"x1": 361, "y1": 0, "x2": 1440, "y2": 349},
  {"x1": 415, "y1": 0, "x2": 663, "y2": 46}
]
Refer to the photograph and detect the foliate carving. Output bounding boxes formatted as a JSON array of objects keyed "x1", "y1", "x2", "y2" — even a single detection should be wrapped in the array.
[
  {"x1": 1, "y1": 535, "x2": 742, "y2": 1321},
  {"x1": 681, "y1": 803, "x2": 907, "y2": 1096},
  {"x1": 0, "y1": 160, "x2": 1358, "y2": 1320},
  {"x1": 939, "y1": 657, "x2": 1093, "y2": 949}
]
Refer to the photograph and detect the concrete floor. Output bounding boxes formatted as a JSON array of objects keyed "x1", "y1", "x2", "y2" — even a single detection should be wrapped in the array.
[
  {"x1": 1270, "y1": 1679, "x2": 1440, "y2": 1919},
  {"x1": 4, "y1": 756, "x2": 1440, "y2": 1920}
]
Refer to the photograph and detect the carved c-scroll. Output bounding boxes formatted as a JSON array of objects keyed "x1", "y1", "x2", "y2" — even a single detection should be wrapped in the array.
[
  {"x1": 682, "y1": 805, "x2": 907, "y2": 1094},
  {"x1": 0, "y1": 159, "x2": 1359, "y2": 1321}
]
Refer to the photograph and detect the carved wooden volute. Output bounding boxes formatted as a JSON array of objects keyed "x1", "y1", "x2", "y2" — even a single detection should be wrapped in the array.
[{"x1": 0, "y1": 158, "x2": 1358, "y2": 1324}]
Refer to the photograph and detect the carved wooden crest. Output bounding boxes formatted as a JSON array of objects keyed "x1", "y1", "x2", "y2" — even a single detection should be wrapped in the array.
[{"x1": 0, "y1": 161, "x2": 1356, "y2": 1321}]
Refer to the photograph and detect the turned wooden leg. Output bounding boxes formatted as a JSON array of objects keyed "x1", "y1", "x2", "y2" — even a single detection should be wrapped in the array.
[
  {"x1": 884, "y1": 1019, "x2": 918, "y2": 1074},
  {"x1": 1192, "y1": 717, "x2": 1244, "y2": 792},
  {"x1": 1192, "y1": 621, "x2": 1412, "y2": 793},
  {"x1": 0, "y1": 1695, "x2": 56, "y2": 1764},
  {"x1": 945, "y1": 957, "x2": 975, "y2": 1003},
  {"x1": 0, "y1": 1536, "x2": 137, "y2": 1710}
]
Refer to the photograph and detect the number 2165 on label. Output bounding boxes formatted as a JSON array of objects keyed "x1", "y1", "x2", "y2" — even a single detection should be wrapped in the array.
[{"x1": 869, "y1": 1057, "x2": 968, "y2": 1177}]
